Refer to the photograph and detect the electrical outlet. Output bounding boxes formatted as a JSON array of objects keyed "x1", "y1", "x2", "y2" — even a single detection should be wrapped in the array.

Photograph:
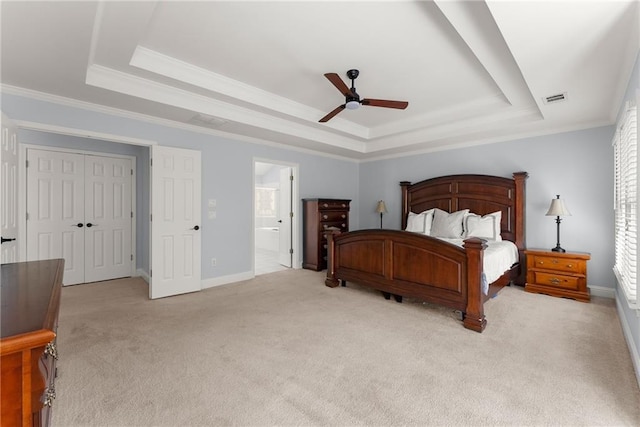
[{"x1": 211, "y1": 258, "x2": 217, "y2": 266}]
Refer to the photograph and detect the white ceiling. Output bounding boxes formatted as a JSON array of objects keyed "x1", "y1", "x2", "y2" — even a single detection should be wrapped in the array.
[{"x1": 1, "y1": 1, "x2": 638, "y2": 160}]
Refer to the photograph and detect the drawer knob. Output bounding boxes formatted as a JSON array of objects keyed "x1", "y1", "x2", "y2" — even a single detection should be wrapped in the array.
[
  {"x1": 342, "y1": 223, "x2": 346, "y2": 228},
  {"x1": 341, "y1": 214, "x2": 346, "y2": 219},
  {"x1": 323, "y1": 203, "x2": 328, "y2": 208},
  {"x1": 323, "y1": 214, "x2": 328, "y2": 220},
  {"x1": 549, "y1": 278, "x2": 561, "y2": 285},
  {"x1": 567, "y1": 264, "x2": 573, "y2": 268}
]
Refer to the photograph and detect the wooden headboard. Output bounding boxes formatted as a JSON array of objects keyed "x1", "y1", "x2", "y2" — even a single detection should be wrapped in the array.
[{"x1": 400, "y1": 172, "x2": 528, "y2": 251}]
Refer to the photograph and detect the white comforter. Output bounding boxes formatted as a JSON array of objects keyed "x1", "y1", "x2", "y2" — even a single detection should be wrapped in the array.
[{"x1": 437, "y1": 238, "x2": 519, "y2": 295}]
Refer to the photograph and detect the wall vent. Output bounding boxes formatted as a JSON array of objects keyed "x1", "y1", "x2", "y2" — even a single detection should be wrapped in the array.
[
  {"x1": 543, "y1": 92, "x2": 568, "y2": 104},
  {"x1": 188, "y1": 113, "x2": 227, "y2": 129}
]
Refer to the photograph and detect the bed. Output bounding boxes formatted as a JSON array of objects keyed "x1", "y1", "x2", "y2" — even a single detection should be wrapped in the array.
[{"x1": 324, "y1": 172, "x2": 528, "y2": 332}]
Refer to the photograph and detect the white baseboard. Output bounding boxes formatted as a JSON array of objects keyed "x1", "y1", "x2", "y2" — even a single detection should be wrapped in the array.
[
  {"x1": 201, "y1": 270, "x2": 254, "y2": 289},
  {"x1": 135, "y1": 268, "x2": 150, "y2": 283},
  {"x1": 589, "y1": 285, "x2": 616, "y2": 299},
  {"x1": 616, "y1": 295, "x2": 640, "y2": 389}
]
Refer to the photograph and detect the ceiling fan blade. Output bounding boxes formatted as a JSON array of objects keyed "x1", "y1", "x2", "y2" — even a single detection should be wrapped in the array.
[
  {"x1": 324, "y1": 73, "x2": 354, "y2": 97},
  {"x1": 361, "y1": 99, "x2": 409, "y2": 109},
  {"x1": 319, "y1": 105, "x2": 346, "y2": 122}
]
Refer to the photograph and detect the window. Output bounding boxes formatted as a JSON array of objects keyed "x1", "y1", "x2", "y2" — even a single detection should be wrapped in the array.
[
  {"x1": 255, "y1": 187, "x2": 277, "y2": 217},
  {"x1": 613, "y1": 100, "x2": 638, "y2": 308}
]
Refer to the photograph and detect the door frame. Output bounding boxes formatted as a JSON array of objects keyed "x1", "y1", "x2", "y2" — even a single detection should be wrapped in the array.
[
  {"x1": 20, "y1": 144, "x2": 137, "y2": 280},
  {"x1": 252, "y1": 158, "x2": 300, "y2": 272}
]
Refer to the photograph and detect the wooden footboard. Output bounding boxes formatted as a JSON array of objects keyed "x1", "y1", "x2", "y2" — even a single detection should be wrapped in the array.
[{"x1": 325, "y1": 230, "x2": 487, "y2": 332}]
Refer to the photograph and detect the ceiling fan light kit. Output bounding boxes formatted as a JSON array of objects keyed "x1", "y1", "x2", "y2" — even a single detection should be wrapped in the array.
[{"x1": 319, "y1": 69, "x2": 408, "y2": 122}]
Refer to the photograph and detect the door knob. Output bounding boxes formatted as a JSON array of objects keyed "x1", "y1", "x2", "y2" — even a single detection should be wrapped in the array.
[
  {"x1": 277, "y1": 220, "x2": 282, "y2": 223},
  {"x1": 192, "y1": 225, "x2": 200, "y2": 231},
  {"x1": 1, "y1": 237, "x2": 16, "y2": 244},
  {"x1": 74, "y1": 223, "x2": 84, "y2": 228},
  {"x1": 86, "y1": 223, "x2": 97, "y2": 228}
]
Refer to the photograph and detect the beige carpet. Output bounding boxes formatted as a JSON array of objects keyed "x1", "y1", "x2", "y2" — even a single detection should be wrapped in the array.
[{"x1": 51, "y1": 269, "x2": 640, "y2": 426}]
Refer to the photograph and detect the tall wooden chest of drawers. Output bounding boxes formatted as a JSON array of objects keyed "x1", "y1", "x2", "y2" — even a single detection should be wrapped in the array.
[
  {"x1": 303, "y1": 198, "x2": 350, "y2": 271},
  {"x1": 524, "y1": 249, "x2": 590, "y2": 302}
]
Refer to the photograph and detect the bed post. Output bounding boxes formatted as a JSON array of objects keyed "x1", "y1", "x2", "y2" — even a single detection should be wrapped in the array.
[
  {"x1": 325, "y1": 230, "x2": 339, "y2": 288},
  {"x1": 463, "y1": 238, "x2": 487, "y2": 332},
  {"x1": 400, "y1": 181, "x2": 411, "y2": 229},
  {"x1": 513, "y1": 171, "x2": 528, "y2": 285}
]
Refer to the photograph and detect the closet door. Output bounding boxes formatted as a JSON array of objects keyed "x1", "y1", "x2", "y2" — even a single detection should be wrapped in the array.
[
  {"x1": 26, "y1": 149, "x2": 85, "y2": 285},
  {"x1": 27, "y1": 148, "x2": 134, "y2": 285},
  {"x1": 84, "y1": 155, "x2": 132, "y2": 283}
]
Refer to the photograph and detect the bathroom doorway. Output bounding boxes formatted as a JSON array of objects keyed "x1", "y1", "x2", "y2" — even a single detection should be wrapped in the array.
[{"x1": 254, "y1": 160, "x2": 298, "y2": 275}]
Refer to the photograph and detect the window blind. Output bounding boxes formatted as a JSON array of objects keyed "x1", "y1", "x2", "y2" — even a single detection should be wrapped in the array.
[{"x1": 613, "y1": 101, "x2": 638, "y2": 307}]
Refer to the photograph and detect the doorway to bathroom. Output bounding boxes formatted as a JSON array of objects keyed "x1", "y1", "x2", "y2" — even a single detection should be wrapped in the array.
[{"x1": 254, "y1": 160, "x2": 298, "y2": 275}]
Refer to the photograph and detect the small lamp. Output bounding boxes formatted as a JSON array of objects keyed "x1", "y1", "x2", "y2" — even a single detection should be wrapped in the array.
[
  {"x1": 375, "y1": 200, "x2": 387, "y2": 229},
  {"x1": 546, "y1": 195, "x2": 571, "y2": 253}
]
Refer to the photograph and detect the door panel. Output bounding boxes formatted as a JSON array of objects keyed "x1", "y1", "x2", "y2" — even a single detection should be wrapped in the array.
[
  {"x1": 84, "y1": 155, "x2": 132, "y2": 282},
  {"x1": 1, "y1": 115, "x2": 19, "y2": 263},
  {"x1": 27, "y1": 149, "x2": 85, "y2": 284},
  {"x1": 151, "y1": 146, "x2": 201, "y2": 299}
]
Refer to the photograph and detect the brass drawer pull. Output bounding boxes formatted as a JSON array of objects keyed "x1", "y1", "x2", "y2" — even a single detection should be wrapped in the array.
[
  {"x1": 45, "y1": 341, "x2": 58, "y2": 360},
  {"x1": 43, "y1": 387, "x2": 56, "y2": 407},
  {"x1": 549, "y1": 278, "x2": 561, "y2": 285}
]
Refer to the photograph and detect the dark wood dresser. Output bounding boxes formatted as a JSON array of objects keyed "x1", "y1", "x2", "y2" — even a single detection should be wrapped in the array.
[
  {"x1": 302, "y1": 199, "x2": 350, "y2": 271},
  {"x1": 1, "y1": 259, "x2": 64, "y2": 427}
]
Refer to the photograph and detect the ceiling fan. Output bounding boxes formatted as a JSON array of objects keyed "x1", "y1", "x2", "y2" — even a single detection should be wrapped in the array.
[{"x1": 319, "y1": 69, "x2": 409, "y2": 123}]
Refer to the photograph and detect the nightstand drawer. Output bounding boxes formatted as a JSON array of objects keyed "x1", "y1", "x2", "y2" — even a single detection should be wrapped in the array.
[
  {"x1": 533, "y1": 272, "x2": 580, "y2": 290},
  {"x1": 531, "y1": 255, "x2": 586, "y2": 274}
]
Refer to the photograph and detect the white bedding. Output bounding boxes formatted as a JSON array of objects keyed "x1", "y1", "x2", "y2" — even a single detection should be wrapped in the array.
[{"x1": 437, "y1": 238, "x2": 519, "y2": 295}]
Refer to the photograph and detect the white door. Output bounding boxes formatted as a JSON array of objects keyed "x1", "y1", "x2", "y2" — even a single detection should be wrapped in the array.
[
  {"x1": 84, "y1": 155, "x2": 133, "y2": 283},
  {"x1": 150, "y1": 146, "x2": 201, "y2": 299},
  {"x1": 26, "y1": 149, "x2": 134, "y2": 285},
  {"x1": 1, "y1": 114, "x2": 19, "y2": 263},
  {"x1": 278, "y1": 167, "x2": 292, "y2": 267},
  {"x1": 26, "y1": 149, "x2": 85, "y2": 284}
]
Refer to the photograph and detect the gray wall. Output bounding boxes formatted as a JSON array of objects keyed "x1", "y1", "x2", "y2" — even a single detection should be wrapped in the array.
[{"x1": 359, "y1": 126, "x2": 615, "y2": 289}]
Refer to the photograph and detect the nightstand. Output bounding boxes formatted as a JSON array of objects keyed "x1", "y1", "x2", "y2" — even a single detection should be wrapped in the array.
[{"x1": 524, "y1": 249, "x2": 591, "y2": 302}]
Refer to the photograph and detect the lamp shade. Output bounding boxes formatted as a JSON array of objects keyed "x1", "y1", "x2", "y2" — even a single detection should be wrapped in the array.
[
  {"x1": 546, "y1": 195, "x2": 571, "y2": 217},
  {"x1": 376, "y1": 200, "x2": 388, "y2": 214}
]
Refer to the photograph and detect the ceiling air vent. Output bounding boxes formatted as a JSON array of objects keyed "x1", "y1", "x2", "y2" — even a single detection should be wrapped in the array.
[
  {"x1": 188, "y1": 113, "x2": 227, "y2": 129},
  {"x1": 543, "y1": 92, "x2": 568, "y2": 104}
]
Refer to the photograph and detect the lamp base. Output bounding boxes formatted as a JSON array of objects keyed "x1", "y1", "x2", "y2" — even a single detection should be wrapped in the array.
[{"x1": 551, "y1": 246, "x2": 566, "y2": 253}]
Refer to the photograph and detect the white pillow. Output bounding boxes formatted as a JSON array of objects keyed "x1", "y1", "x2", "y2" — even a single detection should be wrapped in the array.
[
  {"x1": 405, "y1": 209, "x2": 434, "y2": 234},
  {"x1": 464, "y1": 211, "x2": 502, "y2": 241},
  {"x1": 430, "y1": 208, "x2": 469, "y2": 238}
]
